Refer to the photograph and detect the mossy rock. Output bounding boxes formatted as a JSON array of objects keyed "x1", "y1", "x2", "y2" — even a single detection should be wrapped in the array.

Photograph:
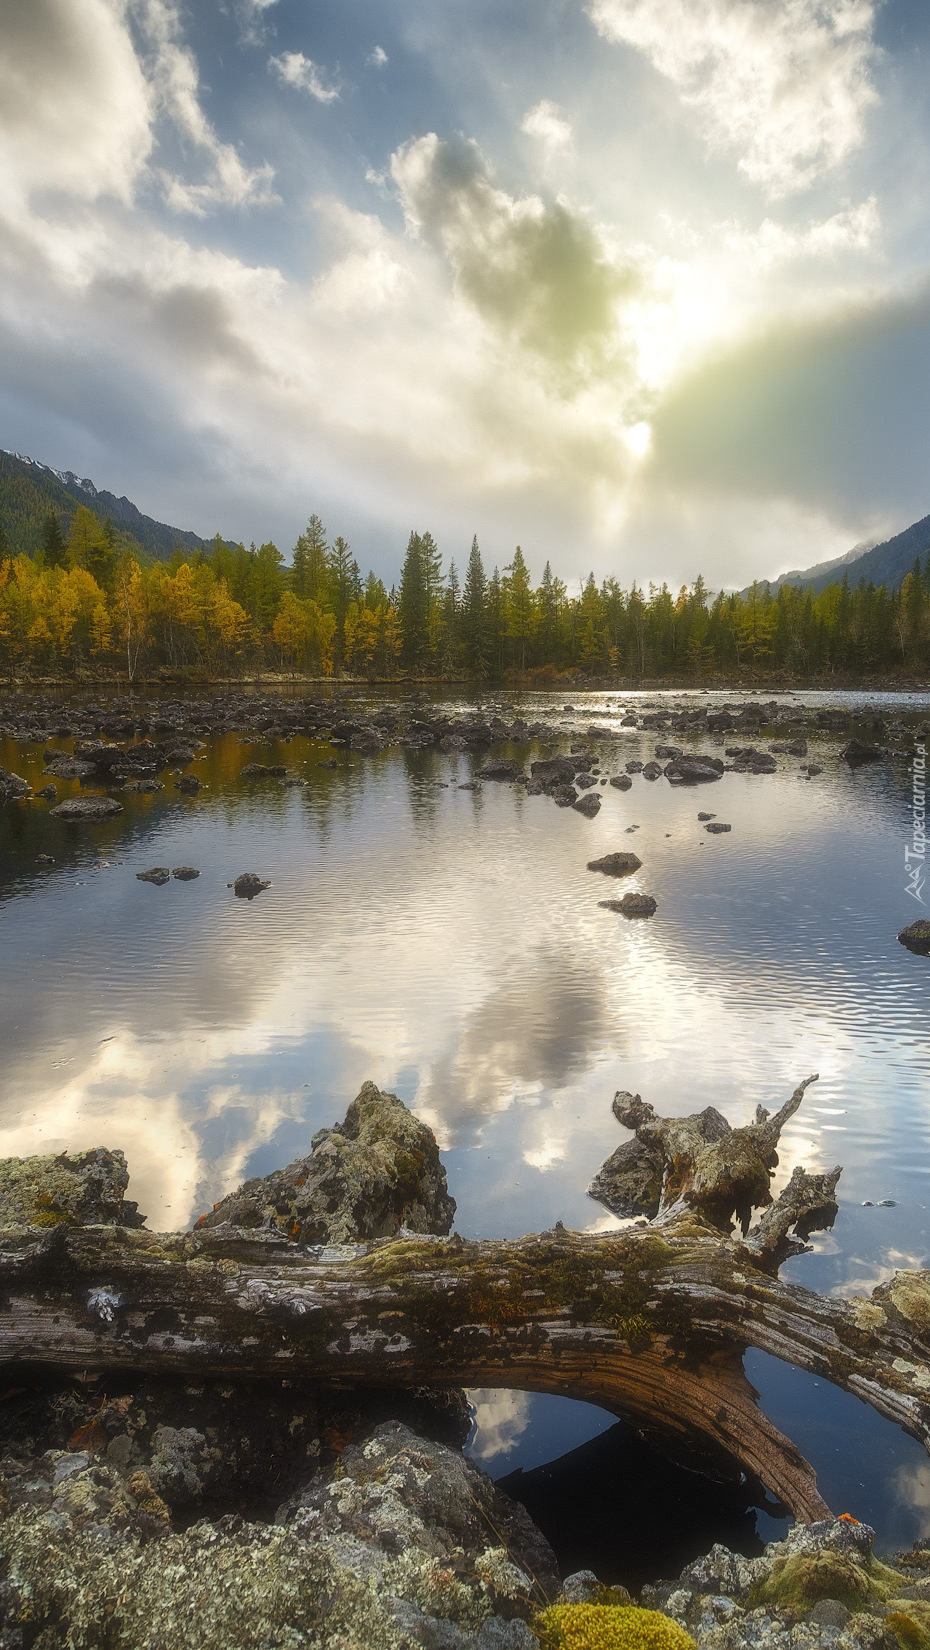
[
  {"x1": 747, "y1": 1550, "x2": 877, "y2": 1616},
  {"x1": 533, "y1": 1602, "x2": 696, "y2": 1650},
  {"x1": 886, "y1": 1600, "x2": 930, "y2": 1650}
]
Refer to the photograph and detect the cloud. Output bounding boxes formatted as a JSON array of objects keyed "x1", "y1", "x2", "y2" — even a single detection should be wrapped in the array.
[
  {"x1": 367, "y1": 45, "x2": 388, "y2": 69},
  {"x1": 646, "y1": 278, "x2": 930, "y2": 522},
  {"x1": 269, "y1": 50, "x2": 340, "y2": 103},
  {"x1": 588, "y1": 0, "x2": 880, "y2": 195},
  {"x1": 136, "y1": 0, "x2": 277, "y2": 213},
  {"x1": 521, "y1": 99, "x2": 573, "y2": 159},
  {"x1": 0, "y1": 0, "x2": 153, "y2": 208},
  {"x1": 390, "y1": 132, "x2": 639, "y2": 378}
]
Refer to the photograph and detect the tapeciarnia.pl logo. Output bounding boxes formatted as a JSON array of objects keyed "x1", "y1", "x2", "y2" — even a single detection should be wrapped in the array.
[{"x1": 906, "y1": 743, "x2": 926, "y2": 903}]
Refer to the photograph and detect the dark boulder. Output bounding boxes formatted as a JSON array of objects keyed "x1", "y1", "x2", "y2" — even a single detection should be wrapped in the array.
[
  {"x1": 175, "y1": 774, "x2": 201, "y2": 793},
  {"x1": 588, "y1": 852, "x2": 642, "y2": 876},
  {"x1": 172, "y1": 867, "x2": 200, "y2": 881},
  {"x1": 598, "y1": 893, "x2": 657, "y2": 917},
  {"x1": 642, "y1": 761, "x2": 663, "y2": 780},
  {"x1": 0, "y1": 766, "x2": 31, "y2": 804},
  {"x1": 609, "y1": 774, "x2": 632, "y2": 790},
  {"x1": 231, "y1": 873, "x2": 271, "y2": 898},
  {"x1": 241, "y1": 763, "x2": 287, "y2": 779},
  {"x1": 474, "y1": 758, "x2": 525, "y2": 781},
  {"x1": 572, "y1": 792, "x2": 601, "y2": 817},
  {"x1": 51, "y1": 797, "x2": 123, "y2": 821},
  {"x1": 705, "y1": 822, "x2": 732, "y2": 833},
  {"x1": 898, "y1": 919, "x2": 930, "y2": 955},
  {"x1": 841, "y1": 739, "x2": 883, "y2": 766},
  {"x1": 664, "y1": 754, "x2": 724, "y2": 785},
  {"x1": 137, "y1": 867, "x2": 170, "y2": 885}
]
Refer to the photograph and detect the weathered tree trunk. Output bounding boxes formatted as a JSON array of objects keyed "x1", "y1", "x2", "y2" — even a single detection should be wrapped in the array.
[{"x1": 3, "y1": 1077, "x2": 930, "y2": 1527}]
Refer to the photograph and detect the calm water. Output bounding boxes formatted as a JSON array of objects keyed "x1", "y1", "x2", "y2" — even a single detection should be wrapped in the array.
[{"x1": 2, "y1": 686, "x2": 929, "y2": 1573}]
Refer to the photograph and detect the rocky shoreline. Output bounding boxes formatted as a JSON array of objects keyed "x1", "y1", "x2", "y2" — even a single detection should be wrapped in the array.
[{"x1": 2, "y1": 1086, "x2": 930, "y2": 1649}]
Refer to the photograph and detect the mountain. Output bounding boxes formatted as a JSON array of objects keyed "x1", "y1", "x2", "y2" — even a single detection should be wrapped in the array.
[
  {"x1": 0, "y1": 449, "x2": 209, "y2": 563},
  {"x1": 759, "y1": 514, "x2": 930, "y2": 598}
]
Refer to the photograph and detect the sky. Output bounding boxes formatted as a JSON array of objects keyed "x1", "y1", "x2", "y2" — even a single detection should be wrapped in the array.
[{"x1": 3, "y1": 0, "x2": 930, "y2": 590}]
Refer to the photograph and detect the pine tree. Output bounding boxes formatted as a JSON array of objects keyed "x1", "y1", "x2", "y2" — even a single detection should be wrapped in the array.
[
  {"x1": 462, "y1": 536, "x2": 489, "y2": 678},
  {"x1": 291, "y1": 515, "x2": 329, "y2": 602},
  {"x1": 42, "y1": 513, "x2": 67, "y2": 570},
  {"x1": 399, "y1": 531, "x2": 429, "y2": 674},
  {"x1": 502, "y1": 546, "x2": 536, "y2": 671}
]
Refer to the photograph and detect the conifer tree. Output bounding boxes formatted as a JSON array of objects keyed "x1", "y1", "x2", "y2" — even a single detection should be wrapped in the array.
[{"x1": 462, "y1": 535, "x2": 488, "y2": 678}]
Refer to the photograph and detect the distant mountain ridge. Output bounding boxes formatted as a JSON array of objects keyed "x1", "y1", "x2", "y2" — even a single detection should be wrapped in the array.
[
  {"x1": 0, "y1": 449, "x2": 208, "y2": 562},
  {"x1": 759, "y1": 514, "x2": 930, "y2": 597}
]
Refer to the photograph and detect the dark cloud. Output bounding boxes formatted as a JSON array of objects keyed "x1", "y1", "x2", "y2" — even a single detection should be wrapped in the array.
[
  {"x1": 648, "y1": 281, "x2": 930, "y2": 523},
  {"x1": 392, "y1": 134, "x2": 639, "y2": 379}
]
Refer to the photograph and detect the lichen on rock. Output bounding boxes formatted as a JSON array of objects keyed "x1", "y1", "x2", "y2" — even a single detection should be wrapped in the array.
[{"x1": 196, "y1": 1081, "x2": 456, "y2": 1244}]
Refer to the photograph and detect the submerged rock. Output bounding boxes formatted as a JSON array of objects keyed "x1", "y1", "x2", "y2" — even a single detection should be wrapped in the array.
[
  {"x1": 899, "y1": 919, "x2": 930, "y2": 955},
  {"x1": 50, "y1": 796, "x2": 123, "y2": 820},
  {"x1": 231, "y1": 872, "x2": 271, "y2": 898},
  {"x1": 475, "y1": 758, "x2": 525, "y2": 781},
  {"x1": 573, "y1": 792, "x2": 602, "y2": 817},
  {"x1": 705, "y1": 822, "x2": 732, "y2": 834},
  {"x1": 664, "y1": 755, "x2": 724, "y2": 785},
  {"x1": 172, "y1": 866, "x2": 200, "y2": 881},
  {"x1": 599, "y1": 893, "x2": 657, "y2": 917},
  {"x1": 197, "y1": 1080, "x2": 456, "y2": 1244},
  {"x1": 0, "y1": 766, "x2": 31, "y2": 804},
  {"x1": 137, "y1": 866, "x2": 170, "y2": 885},
  {"x1": 841, "y1": 740, "x2": 883, "y2": 766},
  {"x1": 588, "y1": 852, "x2": 643, "y2": 876}
]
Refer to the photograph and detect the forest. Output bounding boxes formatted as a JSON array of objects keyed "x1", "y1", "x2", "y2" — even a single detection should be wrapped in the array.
[{"x1": 2, "y1": 502, "x2": 930, "y2": 682}]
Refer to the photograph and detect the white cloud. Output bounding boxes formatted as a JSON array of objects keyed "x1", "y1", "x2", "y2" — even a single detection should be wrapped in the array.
[
  {"x1": 270, "y1": 50, "x2": 340, "y2": 103},
  {"x1": 588, "y1": 0, "x2": 880, "y2": 196},
  {"x1": 0, "y1": 0, "x2": 153, "y2": 209},
  {"x1": 466, "y1": 1389, "x2": 532, "y2": 1460},
  {"x1": 134, "y1": 0, "x2": 276, "y2": 213},
  {"x1": 521, "y1": 99, "x2": 573, "y2": 159},
  {"x1": 367, "y1": 45, "x2": 389, "y2": 69}
]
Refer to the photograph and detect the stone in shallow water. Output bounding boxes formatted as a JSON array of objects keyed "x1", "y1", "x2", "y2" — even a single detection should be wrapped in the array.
[
  {"x1": 231, "y1": 872, "x2": 270, "y2": 898},
  {"x1": 899, "y1": 919, "x2": 930, "y2": 955},
  {"x1": 137, "y1": 867, "x2": 170, "y2": 885},
  {"x1": 588, "y1": 852, "x2": 642, "y2": 876},
  {"x1": 172, "y1": 866, "x2": 200, "y2": 881},
  {"x1": 599, "y1": 893, "x2": 657, "y2": 917},
  {"x1": 51, "y1": 796, "x2": 123, "y2": 820},
  {"x1": 705, "y1": 823, "x2": 731, "y2": 834}
]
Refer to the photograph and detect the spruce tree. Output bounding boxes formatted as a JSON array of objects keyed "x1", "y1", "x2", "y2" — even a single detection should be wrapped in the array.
[
  {"x1": 462, "y1": 535, "x2": 488, "y2": 678},
  {"x1": 399, "y1": 531, "x2": 429, "y2": 673},
  {"x1": 42, "y1": 512, "x2": 67, "y2": 569},
  {"x1": 291, "y1": 515, "x2": 329, "y2": 602}
]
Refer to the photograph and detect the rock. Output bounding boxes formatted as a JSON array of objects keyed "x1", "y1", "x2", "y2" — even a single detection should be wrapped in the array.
[
  {"x1": 43, "y1": 755, "x2": 97, "y2": 778},
  {"x1": 587, "y1": 852, "x2": 643, "y2": 876},
  {"x1": 599, "y1": 893, "x2": 657, "y2": 917},
  {"x1": 231, "y1": 872, "x2": 271, "y2": 898},
  {"x1": 728, "y1": 748, "x2": 777, "y2": 774},
  {"x1": 705, "y1": 822, "x2": 732, "y2": 833},
  {"x1": 572, "y1": 792, "x2": 601, "y2": 816},
  {"x1": 808, "y1": 1597, "x2": 851, "y2": 1627},
  {"x1": 241, "y1": 763, "x2": 287, "y2": 778},
  {"x1": 841, "y1": 739, "x2": 883, "y2": 765},
  {"x1": 806, "y1": 764, "x2": 823, "y2": 777},
  {"x1": 36, "y1": 783, "x2": 57, "y2": 799},
  {"x1": 664, "y1": 755, "x2": 725, "y2": 785},
  {"x1": 51, "y1": 797, "x2": 123, "y2": 821},
  {"x1": 317, "y1": 757, "x2": 338, "y2": 769},
  {"x1": 0, "y1": 1146, "x2": 145, "y2": 1229},
  {"x1": 282, "y1": 776, "x2": 307, "y2": 787},
  {"x1": 175, "y1": 774, "x2": 201, "y2": 793},
  {"x1": 899, "y1": 919, "x2": 930, "y2": 955},
  {"x1": 575, "y1": 772, "x2": 597, "y2": 788},
  {"x1": 0, "y1": 765, "x2": 31, "y2": 804},
  {"x1": 642, "y1": 761, "x2": 663, "y2": 780},
  {"x1": 655, "y1": 744, "x2": 682, "y2": 759},
  {"x1": 137, "y1": 867, "x2": 170, "y2": 885},
  {"x1": 172, "y1": 867, "x2": 200, "y2": 881},
  {"x1": 530, "y1": 756, "x2": 578, "y2": 784},
  {"x1": 123, "y1": 778, "x2": 164, "y2": 793},
  {"x1": 474, "y1": 759, "x2": 525, "y2": 781},
  {"x1": 197, "y1": 1081, "x2": 456, "y2": 1244},
  {"x1": 697, "y1": 812, "x2": 715, "y2": 821},
  {"x1": 609, "y1": 774, "x2": 632, "y2": 790},
  {"x1": 553, "y1": 786, "x2": 577, "y2": 807},
  {"x1": 625, "y1": 760, "x2": 644, "y2": 773},
  {"x1": 35, "y1": 853, "x2": 55, "y2": 865}
]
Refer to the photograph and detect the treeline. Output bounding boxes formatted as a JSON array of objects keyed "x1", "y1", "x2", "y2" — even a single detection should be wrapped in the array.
[{"x1": 2, "y1": 503, "x2": 930, "y2": 681}]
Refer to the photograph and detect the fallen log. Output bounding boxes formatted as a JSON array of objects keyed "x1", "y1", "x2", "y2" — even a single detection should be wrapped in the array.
[{"x1": 2, "y1": 1077, "x2": 930, "y2": 1528}]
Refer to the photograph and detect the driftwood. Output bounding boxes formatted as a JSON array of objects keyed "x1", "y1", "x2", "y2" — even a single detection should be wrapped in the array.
[{"x1": 2, "y1": 1076, "x2": 930, "y2": 1528}]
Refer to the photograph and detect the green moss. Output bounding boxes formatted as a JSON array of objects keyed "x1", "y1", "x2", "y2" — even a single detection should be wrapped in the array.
[
  {"x1": 886, "y1": 1609, "x2": 930, "y2": 1650},
  {"x1": 533, "y1": 1603, "x2": 696, "y2": 1650},
  {"x1": 747, "y1": 1551, "x2": 874, "y2": 1615}
]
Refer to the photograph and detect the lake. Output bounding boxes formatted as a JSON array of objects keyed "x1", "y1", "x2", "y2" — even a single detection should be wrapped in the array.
[{"x1": 1, "y1": 685, "x2": 929, "y2": 1584}]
